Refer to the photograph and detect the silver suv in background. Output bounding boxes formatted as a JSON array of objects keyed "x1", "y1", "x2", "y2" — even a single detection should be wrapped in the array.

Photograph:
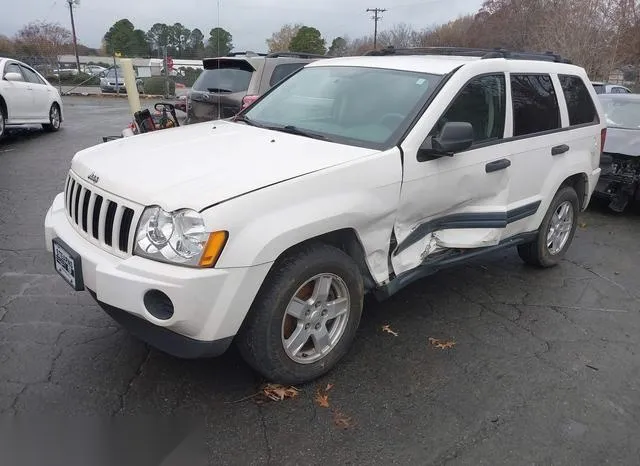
[{"x1": 185, "y1": 52, "x2": 326, "y2": 124}]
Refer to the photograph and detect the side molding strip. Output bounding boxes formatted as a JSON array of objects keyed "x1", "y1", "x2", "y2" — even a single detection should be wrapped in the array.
[{"x1": 394, "y1": 200, "x2": 541, "y2": 256}]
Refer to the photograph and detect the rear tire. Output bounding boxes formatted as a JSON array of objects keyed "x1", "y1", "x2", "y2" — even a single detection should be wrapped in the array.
[
  {"x1": 518, "y1": 186, "x2": 579, "y2": 268},
  {"x1": 43, "y1": 103, "x2": 61, "y2": 132},
  {"x1": 237, "y1": 243, "x2": 364, "y2": 384}
]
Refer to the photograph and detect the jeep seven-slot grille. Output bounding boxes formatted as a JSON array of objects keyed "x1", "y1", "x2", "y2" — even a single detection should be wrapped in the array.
[{"x1": 64, "y1": 173, "x2": 139, "y2": 255}]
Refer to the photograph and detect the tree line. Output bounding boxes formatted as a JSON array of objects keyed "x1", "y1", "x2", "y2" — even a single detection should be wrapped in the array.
[
  {"x1": 103, "y1": 19, "x2": 233, "y2": 59},
  {"x1": 2, "y1": 0, "x2": 638, "y2": 82},
  {"x1": 0, "y1": 21, "x2": 100, "y2": 62},
  {"x1": 269, "y1": 0, "x2": 640, "y2": 80}
]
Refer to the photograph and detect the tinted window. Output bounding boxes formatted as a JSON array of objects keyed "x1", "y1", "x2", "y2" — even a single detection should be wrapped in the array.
[
  {"x1": 611, "y1": 87, "x2": 629, "y2": 94},
  {"x1": 193, "y1": 68, "x2": 252, "y2": 93},
  {"x1": 269, "y1": 63, "x2": 305, "y2": 87},
  {"x1": 431, "y1": 74, "x2": 506, "y2": 144},
  {"x1": 559, "y1": 75, "x2": 598, "y2": 126},
  {"x1": 21, "y1": 65, "x2": 45, "y2": 85},
  {"x1": 592, "y1": 84, "x2": 604, "y2": 94},
  {"x1": 4, "y1": 63, "x2": 24, "y2": 80},
  {"x1": 511, "y1": 74, "x2": 560, "y2": 136}
]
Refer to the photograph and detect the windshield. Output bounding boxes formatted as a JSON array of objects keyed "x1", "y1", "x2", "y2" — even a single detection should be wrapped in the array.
[
  {"x1": 193, "y1": 68, "x2": 252, "y2": 93},
  {"x1": 601, "y1": 99, "x2": 640, "y2": 129},
  {"x1": 105, "y1": 69, "x2": 122, "y2": 79},
  {"x1": 243, "y1": 66, "x2": 442, "y2": 149}
]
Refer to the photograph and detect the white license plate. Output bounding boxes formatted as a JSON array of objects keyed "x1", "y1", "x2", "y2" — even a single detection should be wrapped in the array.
[{"x1": 52, "y1": 239, "x2": 84, "y2": 291}]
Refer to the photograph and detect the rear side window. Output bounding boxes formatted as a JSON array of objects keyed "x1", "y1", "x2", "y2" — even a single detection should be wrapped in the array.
[
  {"x1": 559, "y1": 75, "x2": 598, "y2": 126},
  {"x1": 592, "y1": 84, "x2": 604, "y2": 94},
  {"x1": 611, "y1": 87, "x2": 629, "y2": 94},
  {"x1": 194, "y1": 60, "x2": 253, "y2": 93},
  {"x1": 511, "y1": 74, "x2": 560, "y2": 136},
  {"x1": 269, "y1": 63, "x2": 305, "y2": 87}
]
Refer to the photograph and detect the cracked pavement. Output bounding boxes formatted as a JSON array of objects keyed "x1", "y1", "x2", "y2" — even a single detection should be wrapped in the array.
[{"x1": 1, "y1": 97, "x2": 639, "y2": 465}]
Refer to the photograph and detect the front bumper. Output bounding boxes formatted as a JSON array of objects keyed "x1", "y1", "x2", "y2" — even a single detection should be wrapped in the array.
[
  {"x1": 101, "y1": 85, "x2": 126, "y2": 93},
  {"x1": 44, "y1": 192, "x2": 272, "y2": 358}
]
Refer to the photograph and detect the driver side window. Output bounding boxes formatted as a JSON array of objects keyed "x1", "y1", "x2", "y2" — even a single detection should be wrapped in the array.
[
  {"x1": 430, "y1": 74, "x2": 506, "y2": 146},
  {"x1": 4, "y1": 63, "x2": 24, "y2": 80}
]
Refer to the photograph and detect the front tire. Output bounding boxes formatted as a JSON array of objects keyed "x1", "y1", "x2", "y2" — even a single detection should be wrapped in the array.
[
  {"x1": 43, "y1": 103, "x2": 61, "y2": 132},
  {"x1": 518, "y1": 186, "x2": 579, "y2": 267},
  {"x1": 0, "y1": 107, "x2": 5, "y2": 140},
  {"x1": 237, "y1": 243, "x2": 364, "y2": 384}
]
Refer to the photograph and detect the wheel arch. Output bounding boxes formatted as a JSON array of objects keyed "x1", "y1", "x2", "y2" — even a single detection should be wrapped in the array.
[
  {"x1": 268, "y1": 228, "x2": 378, "y2": 293},
  {"x1": 559, "y1": 172, "x2": 588, "y2": 211},
  {"x1": 0, "y1": 94, "x2": 7, "y2": 119}
]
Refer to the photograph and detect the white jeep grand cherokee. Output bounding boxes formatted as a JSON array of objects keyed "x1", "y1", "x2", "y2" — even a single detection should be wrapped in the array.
[{"x1": 45, "y1": 47, "x2": 605, "y2": 384}]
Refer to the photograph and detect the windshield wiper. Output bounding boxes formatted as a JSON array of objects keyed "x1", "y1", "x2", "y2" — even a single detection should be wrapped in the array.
[
  {"x1": 233, "y1": 114, "x2": 263, "y2": 127},
  {"x1": 207, "y1": 87, "x2": 232, "y2": 93},
  {"x1": 272, "y1": 125, "x2": 329, "y2": 141}
]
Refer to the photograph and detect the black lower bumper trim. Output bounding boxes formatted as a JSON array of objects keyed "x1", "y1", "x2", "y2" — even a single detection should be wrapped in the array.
[{"x1": 88, "y1": 290, "x2": 233, "y2": 359}]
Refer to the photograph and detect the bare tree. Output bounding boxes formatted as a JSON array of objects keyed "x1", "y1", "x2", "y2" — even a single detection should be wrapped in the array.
[
  {"x1": 14, "y1": 21, "x2": 72, "y2": 59},
  {"x1": 266, "y1": 24, "x2": 303, "y2": 53}
]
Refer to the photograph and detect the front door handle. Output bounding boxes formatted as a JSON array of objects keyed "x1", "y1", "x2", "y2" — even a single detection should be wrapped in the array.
[
  {"x1": 485, "y1": 158, "x2": 511, "y2": 173},
  {"x1": 552, "y1": 144, "x2": 570, "y2": 156}
]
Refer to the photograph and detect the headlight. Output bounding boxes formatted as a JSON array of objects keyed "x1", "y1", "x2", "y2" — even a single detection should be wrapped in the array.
[{"x1": 134, "y1": 206, "x2": 227, "y2": 267}]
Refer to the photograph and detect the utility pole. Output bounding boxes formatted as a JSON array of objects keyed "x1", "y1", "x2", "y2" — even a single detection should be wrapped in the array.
[
  {"x1": 67, "y1": 0, "x2": 81, "y2": 73},
  {"x1": 366, "y1": 8, "x2": 387, "y2": 49}
]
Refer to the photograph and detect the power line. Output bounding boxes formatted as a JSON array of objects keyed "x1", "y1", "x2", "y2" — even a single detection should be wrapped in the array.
[{"x1": 366, "y1": 8, "x2": 387, "y2": 49}]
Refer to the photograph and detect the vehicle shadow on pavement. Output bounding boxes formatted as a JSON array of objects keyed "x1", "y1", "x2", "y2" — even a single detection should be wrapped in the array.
[{"x1": 1, "y1": 127, "x2": 49, "y2": 147}]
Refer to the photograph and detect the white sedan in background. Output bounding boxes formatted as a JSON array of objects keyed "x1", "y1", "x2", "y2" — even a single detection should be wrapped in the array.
[{"x1": 0, "y1": 57, "x2": 64, "y2": 140}]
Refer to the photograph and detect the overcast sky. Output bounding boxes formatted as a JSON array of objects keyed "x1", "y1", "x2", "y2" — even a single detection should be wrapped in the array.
[{"x1": 3, "y1": 0, "x2": 484, "y2": 52}]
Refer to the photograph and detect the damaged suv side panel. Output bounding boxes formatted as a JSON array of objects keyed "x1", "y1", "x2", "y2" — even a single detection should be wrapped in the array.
[{"x1": 595, "y1": 94, "x2": 640, "y2": 212}]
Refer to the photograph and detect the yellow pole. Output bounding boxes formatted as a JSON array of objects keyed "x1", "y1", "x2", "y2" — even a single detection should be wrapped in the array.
[{"x1": 119, "y1": 58, "x2": 141, "y2": 115}]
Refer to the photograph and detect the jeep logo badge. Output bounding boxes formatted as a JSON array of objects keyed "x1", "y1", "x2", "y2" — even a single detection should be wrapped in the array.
[{"x1": 88, "y1": 173, "x2": 99, "y2": 183}]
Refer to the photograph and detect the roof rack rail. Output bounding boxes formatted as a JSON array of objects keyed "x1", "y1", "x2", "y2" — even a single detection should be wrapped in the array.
[
  {"x1": 363, "y1": 46, "x2": 572, "y2": 64},
  {"x1": 226, "y1": 51, "x2": 268, "y2": 57},
  {"x1": 265, "y1": 51, "x2": 328, "y2": 59}
]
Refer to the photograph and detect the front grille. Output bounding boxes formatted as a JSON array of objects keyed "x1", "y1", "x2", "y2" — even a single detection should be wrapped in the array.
[{"x1": 64, "y1": 172, "x2": 141, "y2": 257}]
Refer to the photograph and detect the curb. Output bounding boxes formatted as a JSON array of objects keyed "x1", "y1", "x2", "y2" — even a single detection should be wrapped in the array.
[{"x1": 62, "y1": 92, "x2": 170, "y2": 99}]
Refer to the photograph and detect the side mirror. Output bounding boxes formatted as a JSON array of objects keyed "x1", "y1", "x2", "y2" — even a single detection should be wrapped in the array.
[
  {"x1": 418, "y1": 122, "x2": 474, "y2": 161},
  {"x1": 4, "y1": 72, "x2": 23, "y2": 82}
]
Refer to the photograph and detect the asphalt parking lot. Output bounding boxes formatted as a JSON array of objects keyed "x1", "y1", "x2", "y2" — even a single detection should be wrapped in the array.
[{"x1": 1, "y1": 97, "x2": 639, "y2": 465}]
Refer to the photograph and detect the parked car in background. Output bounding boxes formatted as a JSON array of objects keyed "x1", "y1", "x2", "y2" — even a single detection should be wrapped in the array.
[
  {"x1": 592, "y1": 81, "x2": 632, "y2": 94},
  {"x1": 594, "y1": 94, "x2": 640, "y2": 211},
  {"x1": 100, "y1": 67, "x2": 143, "y2": 94},
  {"x1": 53, "y1": 68, "x2": 79, "y2": 77},
  {"x1": 185, "y1": 51, "x2": 327, "y2": 124},
  {"x1": 83, "y1": 65, "x2": 107, "y2": 76},
  {"x1": 45, "y1": 47, "x2": 604, "y2": 383},
  {"x1": 0, "y1": 57, "x2": 63, "y2": 140}
]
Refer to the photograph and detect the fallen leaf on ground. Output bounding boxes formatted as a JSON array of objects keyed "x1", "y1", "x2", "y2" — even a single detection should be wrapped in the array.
[
  {"x1": 315, "y1": 383, "x2": 333, "y2": 408},
  {"x1": 315, "y1": 391, "x2": 330, "y2": 408},
  {"x1": 262, "y1": 384, "x2": 299, "y2": 401},
  {"x1": 579, "y1": 222, "x2": 588, "y2": 228},
  {"x1": 382, "y1": 324, "x2": 399, "y2": 337},
  {"x1": 428, "y1": 337, "x2": 456, "y2": 350},
  {"x1": 333, "y1": 410, "x2": 354, "y2": 429}
]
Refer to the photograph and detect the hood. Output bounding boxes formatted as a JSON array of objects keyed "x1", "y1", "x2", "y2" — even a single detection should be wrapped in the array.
[
  {"x1": 604, "y1": 127, "x2": 640, "y2": 157},
  {"x1": 71, "y1": 120, "x2": 377, "y2": 212}
]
